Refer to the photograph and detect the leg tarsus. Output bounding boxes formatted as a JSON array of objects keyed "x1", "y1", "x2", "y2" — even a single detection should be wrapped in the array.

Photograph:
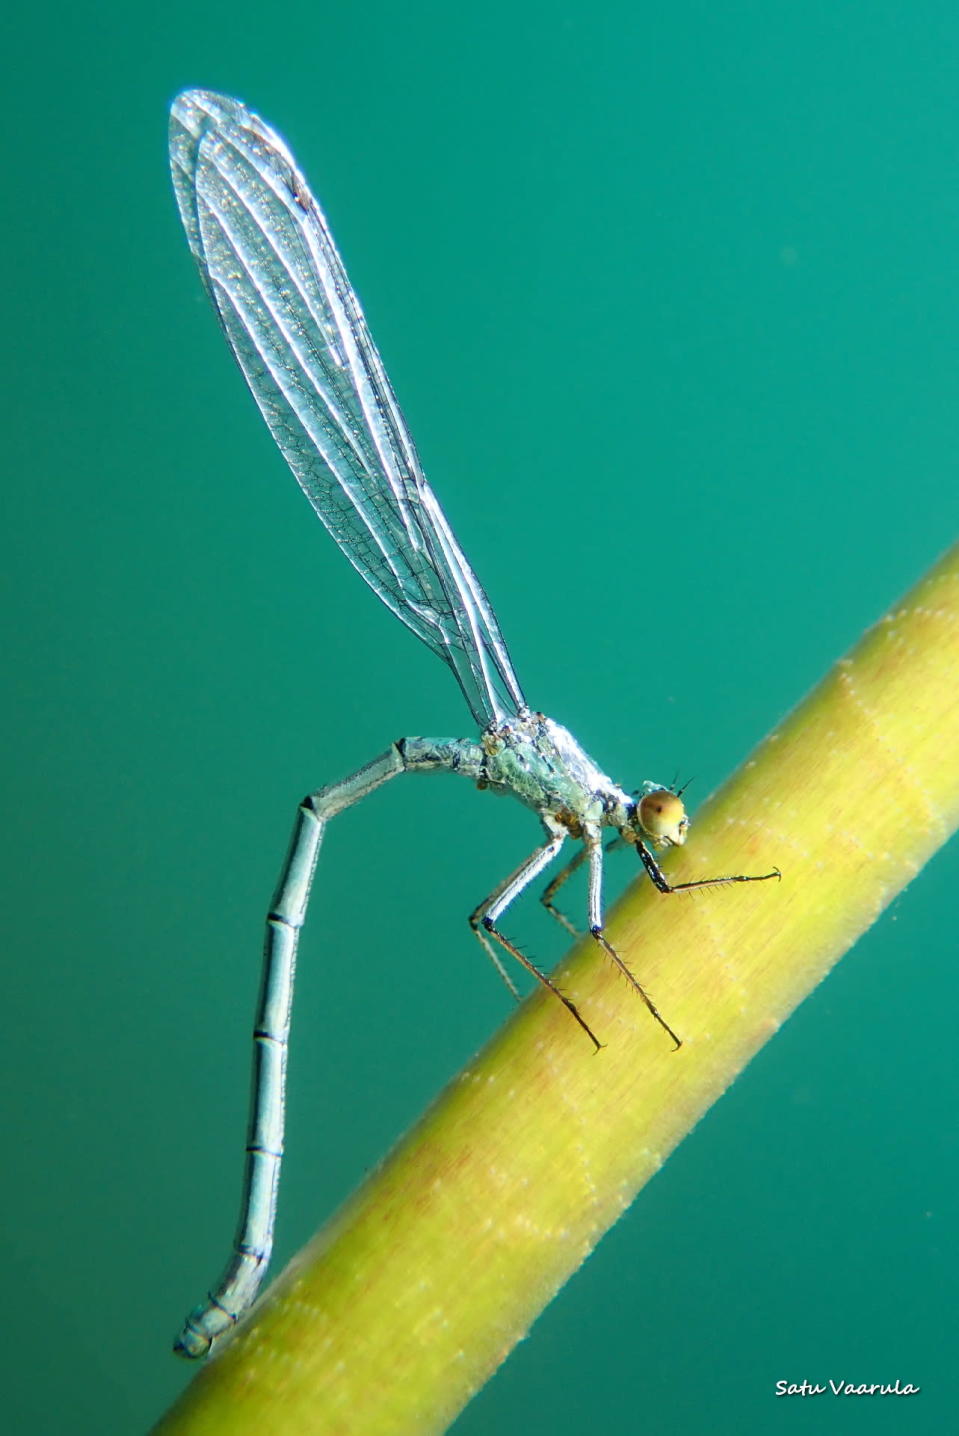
[
  {"x1": 481, "y1": 915, "x2": 602, "y2": 1051},
  {"x1": 589, "y1": 924, "x2": 683, "y2": 1050}
]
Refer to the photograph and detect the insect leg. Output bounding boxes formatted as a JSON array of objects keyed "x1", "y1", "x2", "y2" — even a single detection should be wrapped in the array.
[
  {"x1": 469, "y1": 826, "x2": 603, "y2": 1050},
  {"x1": 540, "y1": 834, "x2": 626, "y2": 936},
  {"x1": 636, "y1": 840, "x2": 781, "y2": 894},
  {"x1": 585, "y1": 830, "x2": 683, "y2": 1050},
  {"x1": 540, "y1": 844, "x2": 588, "y2": 936}
]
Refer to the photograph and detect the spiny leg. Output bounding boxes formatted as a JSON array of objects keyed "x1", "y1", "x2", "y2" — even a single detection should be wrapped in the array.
[
  {"x1": 469, "y1": 827, "x2": 603, "y2": 1051},
  {"x1": 469, "y1": 827, "x2": 565, "y2": 997},
  {"x1": 465, "y1": 849, "x2": 537, "y2": 1001},
  {"x1": 636, "y1": 839, "x2": 781, "y2": 894},
  {"x1": 585, "y1": 830, "x2": 683, "y2": 1050}
]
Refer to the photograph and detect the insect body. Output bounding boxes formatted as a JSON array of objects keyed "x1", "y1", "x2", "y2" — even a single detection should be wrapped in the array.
[{"x1": 169, "y1": 90, "x2": 778, "y2": 1358}]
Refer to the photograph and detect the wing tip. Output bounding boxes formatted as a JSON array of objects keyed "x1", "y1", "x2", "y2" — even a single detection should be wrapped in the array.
[
  {"x1": 168, "y1": 89, "x2": 300, "y2": 195},
  {"x1": 170, "y1": 89, "x2": 241, "y2": 135}
]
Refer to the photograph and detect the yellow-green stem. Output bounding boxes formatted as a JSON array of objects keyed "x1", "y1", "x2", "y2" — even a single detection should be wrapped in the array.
[{"x1": 155, "y1": 544, "x2": 959, "y2": 1436}]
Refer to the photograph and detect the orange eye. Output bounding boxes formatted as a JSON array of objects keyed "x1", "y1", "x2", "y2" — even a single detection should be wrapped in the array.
[{"x1": 638, "y1": 789, "x2": 689, "y2": 846}]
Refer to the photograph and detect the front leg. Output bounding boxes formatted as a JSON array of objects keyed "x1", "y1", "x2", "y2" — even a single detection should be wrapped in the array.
[{"x1": 636, "y1": 838, "x2": 781, "y2": 894}]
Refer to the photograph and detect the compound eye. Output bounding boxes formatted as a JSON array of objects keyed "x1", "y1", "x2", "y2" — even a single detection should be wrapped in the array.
[{"x1": 638, "y1": 789, "x2": 689, "y2": 846}]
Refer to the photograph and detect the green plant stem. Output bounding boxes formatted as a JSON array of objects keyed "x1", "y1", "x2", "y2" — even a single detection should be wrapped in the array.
[{"x1": 154, "y1": 543, "x2": 959, "y2": 1436}]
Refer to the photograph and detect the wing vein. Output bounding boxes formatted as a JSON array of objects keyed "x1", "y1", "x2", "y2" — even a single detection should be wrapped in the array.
[{"x1": 170, "y1": 89, "x2": 527, "y2": 724}]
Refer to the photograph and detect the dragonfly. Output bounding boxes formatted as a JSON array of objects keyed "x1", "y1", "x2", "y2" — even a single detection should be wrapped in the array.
[{"x1": 168, "y1": 89, "x2": 779, "y2": 1359}]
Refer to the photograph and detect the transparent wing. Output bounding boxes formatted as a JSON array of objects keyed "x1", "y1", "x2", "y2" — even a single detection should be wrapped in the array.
[{"x1": 169, "y1": 90, "x2": 525, "y2": 726}]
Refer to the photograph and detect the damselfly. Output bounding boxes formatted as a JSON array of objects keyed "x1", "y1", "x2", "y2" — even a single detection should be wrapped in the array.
[{"x1": 168, "y1": 90, "x2": 778, "y2": 1358}]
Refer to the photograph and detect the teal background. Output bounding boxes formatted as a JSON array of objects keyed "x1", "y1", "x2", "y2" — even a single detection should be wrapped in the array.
[{"x1": 3, "y1": 3, "x2": 957, "y2": 1432}]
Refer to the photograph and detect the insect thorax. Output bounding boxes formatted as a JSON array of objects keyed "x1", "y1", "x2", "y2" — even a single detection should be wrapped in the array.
[{"x1": 476, "y1": 712, "x2": 633, "y2": 830}]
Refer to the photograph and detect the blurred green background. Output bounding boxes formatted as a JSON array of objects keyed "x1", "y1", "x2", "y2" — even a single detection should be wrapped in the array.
[{"x1": 3, "y1": 2, "x2": 957, "y2": 1431}]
